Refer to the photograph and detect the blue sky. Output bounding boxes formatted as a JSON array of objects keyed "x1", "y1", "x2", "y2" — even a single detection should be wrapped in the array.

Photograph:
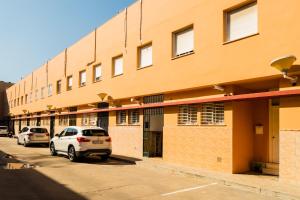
[{"x1": 0, "y1": 0, "x2": 135, "y2": 83}]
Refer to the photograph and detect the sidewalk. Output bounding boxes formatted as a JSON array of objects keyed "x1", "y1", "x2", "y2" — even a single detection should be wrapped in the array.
[{"x1": 111, "y1": 155, "x2": 300, "y2": 200}]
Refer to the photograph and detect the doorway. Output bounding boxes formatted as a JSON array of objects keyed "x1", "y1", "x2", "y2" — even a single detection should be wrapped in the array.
[
  {"x1": 269, "y1": 100, "x2": 279, "y2": 163},
  {"x1": 50, "y1": 115, "x2": 55, "y2": 138},
  {"x1": 18, "y1": 119, "x2": 21, "y2": 132},
  {"x1": 143, "y1": 107, "x2": 164, "y2": 157},
  {"x1": 97, "y1": 102, "x2": 109, "y2": 132}
]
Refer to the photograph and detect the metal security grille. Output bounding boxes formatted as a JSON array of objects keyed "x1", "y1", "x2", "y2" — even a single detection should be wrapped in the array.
[
  {"x1": 59, "y1": 115, "x2": 68, "y2": 126},
  {"x1": 116, "y1": 110, "x2": 126, "y2": 125},
  {"x1": 178, "y1": 105, "x2": 198, "y2": 125},
  {"x1": 129, "y1": 109, "x2": 139, "y2": 124},
  {"x1": 143, "y1": 94, "x2": 164, "y2": 104},
  {"x1": 201, "y1": 103, "x2": 224, "y2": 125}
]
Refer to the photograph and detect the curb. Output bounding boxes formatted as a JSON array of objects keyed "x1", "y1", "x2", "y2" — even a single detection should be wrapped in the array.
[{"x1": 109, "y1": 155, "x2": 137, "y2": 164}]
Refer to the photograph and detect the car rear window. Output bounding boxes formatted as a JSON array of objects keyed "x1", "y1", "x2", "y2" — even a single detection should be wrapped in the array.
[
  {"x1": 0, "y1": 127, "x2": 7, "y2": 130},
  {"x1": 30, "y1": 128, "x2": 48, "y2": 133},
  {"x1": 82, "y1": 129, "x2": 108, "y2": 137}
]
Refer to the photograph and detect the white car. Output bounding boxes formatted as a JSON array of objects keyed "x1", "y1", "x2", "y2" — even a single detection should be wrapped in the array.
[
  {"x1": 50, "y1": 126, "x2": 112, "y2": 162},
  {"x1": 17, "y1": 126, "x2": 50, "y2": 147},
  {"x1": 0, "y1": 126, "x2": 8, "y2": 137}
]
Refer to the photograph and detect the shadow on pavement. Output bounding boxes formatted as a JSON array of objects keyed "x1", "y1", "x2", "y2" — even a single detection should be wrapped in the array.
[{"x1": 0, "y1": 150, "x2": 87, "y2": 200}]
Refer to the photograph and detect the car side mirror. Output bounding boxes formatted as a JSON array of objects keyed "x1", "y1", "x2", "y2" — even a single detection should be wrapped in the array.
[{"x1": 55, "y1": 134, "x2": 59, "y2": 137}]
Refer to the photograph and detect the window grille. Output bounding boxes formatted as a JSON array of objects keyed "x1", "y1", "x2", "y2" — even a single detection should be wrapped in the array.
[
  {"x1": 59, "y1": 115, "x2": 69, "y2": 126},
  {"x1": 116, "y1": 110, "x2": 126, "y2": 125},
  {"x1": 178, "y1": 105, "x2": 198, "y2": 125},
  {"x1": 129, "y1": 109, "x2": 139, "y2": 124},
  {"x1": 201, "y1": 103, "x2": 224, "y2": 125}
]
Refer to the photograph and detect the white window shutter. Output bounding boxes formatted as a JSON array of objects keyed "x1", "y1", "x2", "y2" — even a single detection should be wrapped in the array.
[
  {"x1": 95, "y1": 66, "x2": 101, "y2": 79},
  {"x1": 140, "y1": 45, "x2": 152, "y2": 68},
  {"x1": 114, "y1": 57, "x2": 123, "y2": 76},
  {"x1": 69, "y1": 77, "x2": 73, "y2": 87},
  {"x1": 176, "y1": 28, "x2": 194, "y2": 56},
  {"x1": 81, "y1": 71, "x2": 86, "y2": 84},
  {"x1": 227, "y1": 3, "x2": 257, "y2": 41}
]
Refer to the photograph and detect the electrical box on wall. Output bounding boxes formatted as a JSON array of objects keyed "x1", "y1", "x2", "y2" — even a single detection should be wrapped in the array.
[{"x1": 255, "y1": 125, "x2": 264, "y2": 135}]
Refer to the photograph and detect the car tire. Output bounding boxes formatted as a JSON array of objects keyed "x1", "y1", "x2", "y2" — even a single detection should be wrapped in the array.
[
  {"x1": 17, "y1": 138, "x2": 21, "y2": 145},
  {"x1": 101, "y1": 155, "x2": 109, "y2": 161},
  {"x1": 50, "y1": 142, "x2": 57, "y2": 156},
  {"x1": 68, "y1": 146, "x2": 78, "y2": 162},
  {"x1": 23, "y1": 139, "x2": 28, "y2": 147}
]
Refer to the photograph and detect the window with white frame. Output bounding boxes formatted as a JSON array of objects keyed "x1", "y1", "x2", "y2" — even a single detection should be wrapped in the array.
[
  {"x1": 201, "y1": 103, "x2": 224, "y2": 125},
  {"x1": 116, "y1": 110, "x2": 126, "y2": 125},
  {"x1": 174, "y1": 27, "x2": 194, "y2": 57},
  {"x1": 113, "y1": 56, "x2": 123, "y2": 76},
  {"x1": 59, "y1": 115, "x2": 69, "y2": 126},
  {"x1": 178, "y1": 105, "x2": 198, "y2": 125},
  {"x1": 94, "y1": 65, "x2": 102, "y2": 82},
  {"x1": 128, "y1": 109, "x2": 139, "y2": 125},
  {"x1": 67, "y1": 76, "x2": 73, "y2": 90},
  {"x1": 41, "y1": 87, "x2": 45, "y2": 99},
  {"x1": 226, "y1": 2, "x2": 258, "y2": 42},
  {"x1": 139, "y1": 44, "x2": 152, "y2": 68},
  {"x1": 48, "y1": 84, "x2": 53, "y2": 96},
  {"x1": 79, "y1": 70, "x2": 86, "y2": 87}
]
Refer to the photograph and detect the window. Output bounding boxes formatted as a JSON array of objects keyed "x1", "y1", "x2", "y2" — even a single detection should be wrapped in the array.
[
  {"x1": 65, "y1": 128, "x2": 78, "y2": 136},
  {"x1": 41, "y1": 87, "x2": 45, "y2": 99},
  {"x1": 178, "y1": 105, "x2": 198, "y2": 125},
  {"x1": 94, "y1": 64, "x2": 102, "y2": 82},
  {"x1": 201, "y1": 103, "x2": 224, "y2": 125},
  {"x1": 113, "y1": 56, "x2": 123, "y2": 76},
  {"x1": 57, "y1": 80, "x2": 62, "y2": 94},
  {"x1": 139, "y1": 44, "x2": 152, "y2": 68},
  {"x1": 42, "y1": 117, "x2": 50, "y2": 126},
  {"x1": 21, "y1": 96, "x2": 23, "y2": 105},
  {"x1": 79, "y1": 70, "x2": 86, "y2": 87},
  {"x1": 82, "y1": 129, "x2": 108, "y2": 137},
  {"x1": 48, "y1": 84, "x2": 53, "y2": 96},
  {"x1": 128, "y1": 109, "x2": 139, "y2": 125},
  {"x1": 226, "y1": 2, "x2": 258, "y2": 42},
  {"x1": 17, "y1": 98, "x2": 19, "y2": 106},
  {"x1": 67, "y1": 76, "x2": 73, "y2": 91},
  {"x1": 59, "y1": 115, "x2": 69, "y2": 126},
  {"x1": 173, "y1": 27, "x2": 194, "y2": 57},
  {"x1": 81, "y1": 113, "x2": 97, "y2": 126},
  {"x1": 116, "y1": 110, "x2": 126, "y2": 125},
  {"x1": 25, "y1": 94, "x2": 28, "y2": 104}
]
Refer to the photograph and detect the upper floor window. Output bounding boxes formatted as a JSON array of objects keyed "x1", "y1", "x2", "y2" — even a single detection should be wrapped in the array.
[
  {"x1": 21, "y1": 96, "x2": 24, "y2": 105},
  {"x1": 30, "y1": 92, "x2": 33, "y2": 103},
  {"x1": 139, "y1": 44, "x2": 152, "y2": 68},
  {"x1": 225, "y1": 2, "x2": 258, "y2": 42},
  {"x1": 25, "y1": 94, "x2": 28, "y2": 104},
  {"x1": 67, "y1": 76, "x2": 73, "y2": 91},
  {"x1": 178, "y1": 105, "x2": 198, "y2": 125},
  {"x1": 201, "y1": 103, "x2": 224, "y2": 125},
  {"x1": 113, "y1": 56, "x2": 123, "y2": 77},
  {"x1": 79, "y1": 70, "x2": 86, "y2": 87},
  {"x1": 41, "y1": 87, "x2": 45, "y2": 99},
  {"x1": 116, "y1": 110, "x2": 126, "y2": 125},
  {"x1": 57, "y1": 80, "x2": 62, "y2": 94},
  {"x1": 173, "y1": 26, "x2": 194, "y2": 57},
  {"x1": 94, "y1": 64, "x2": 102, "y2": 82},
  {"x1": 48, "y1": 84, "x2": 53, "y2": 97}
]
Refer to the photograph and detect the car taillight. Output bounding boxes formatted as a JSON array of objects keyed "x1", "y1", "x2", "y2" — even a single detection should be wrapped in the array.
[
  {"x1": 105, "y1": 137, "x2": 111, "y2": 142},
  {"x1": 45, "y1": 133, "x2": 49, "y2": 136},
  {"x1": 77, "y1": 137, "x2": 90, "y2": 142}
]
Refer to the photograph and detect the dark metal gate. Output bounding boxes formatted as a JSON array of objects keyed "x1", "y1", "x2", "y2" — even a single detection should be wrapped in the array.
[
  {"x1": 97, "y1": 102, "x2": 109, "y2": 132},
  {"x1": 50, "y1": 114, "x2": 55, "y2": 138}
]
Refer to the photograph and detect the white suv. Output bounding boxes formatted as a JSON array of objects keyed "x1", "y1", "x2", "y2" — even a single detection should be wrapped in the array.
[
  {"x1": 17, "y1": 127, "x2": 50, "y2": 147},
  {"x1": 50, "y1": 126, "x2": 112, "y2": 162}
]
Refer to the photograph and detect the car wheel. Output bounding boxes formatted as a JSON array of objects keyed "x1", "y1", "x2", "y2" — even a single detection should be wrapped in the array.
[
  {"x1": 23, "y1": 139, "x2": 28, "y2": 147},
  {"x1": 68, "y1": 146, "x2": 78, "y2": 162},
  {"x1": 50, "y1": 143, "x2": 57, "y2": 156},
  {"x1": 17, "y1": 138, "x2": 21, "y2": 145},
  {"x1": 101, "y1": 155, "x2": 109, "y2": 161}
]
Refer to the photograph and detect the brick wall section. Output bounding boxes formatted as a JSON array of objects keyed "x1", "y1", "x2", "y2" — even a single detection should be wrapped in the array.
[
  {"x1": 280, "y1": 130, "x2": 300, "y2": 184},
  {"x1": 109, "y1": 126, "x2": 143, "y2": 158},
  {"x1": 163, "y1": 126, "x2": 232, "y2": 172}
]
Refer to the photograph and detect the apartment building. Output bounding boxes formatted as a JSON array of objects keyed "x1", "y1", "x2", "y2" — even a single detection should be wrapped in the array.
[
  {"x1": 0, "y1": 81, "x2": 13, "y2": 126},
  {"x1": 6, "y1": 0, "x2": 300, "y2": 184}
]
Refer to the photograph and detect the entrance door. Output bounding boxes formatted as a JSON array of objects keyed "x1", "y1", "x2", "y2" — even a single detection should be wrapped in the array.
[
  {"x1": 97, "y1": 102, "x2": 109, "y2": 132},
  {"x1": 50, "y1": 116, "x2": 55, "y2": 138},
  {"x1": 143, "y1": 107, "x2": 164, "y2": 157},
  {"x1": 18, "y1": 119, "x2": 21, "y2": 132},
  {"x1": 269, "y1": 103, "x2": 279, "y2": 163}
]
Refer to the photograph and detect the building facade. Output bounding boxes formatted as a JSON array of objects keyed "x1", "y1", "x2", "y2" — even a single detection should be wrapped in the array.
[
  {"x1": 0, "y1": 81, "x2": 13, "y2": 126},
  {"x1": 6, "y1": 0, "x2": 300, "y2": 184}
]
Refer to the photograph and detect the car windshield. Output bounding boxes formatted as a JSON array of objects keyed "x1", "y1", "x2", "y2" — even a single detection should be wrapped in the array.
[
  {"x1": 82, "y1": 129, "x2": 108, "y2": 137},
  {"x1": 0, "y1": 127, "x2": 7, "y2": 130},
  {"x1": 30, "y1": 128, "x2": 48, "y2": 133}
]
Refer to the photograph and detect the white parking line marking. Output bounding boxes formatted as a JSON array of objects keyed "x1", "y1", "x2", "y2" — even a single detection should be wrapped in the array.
[{"x1": 161, "y1": 182, "x2": 218, "y2": 197}]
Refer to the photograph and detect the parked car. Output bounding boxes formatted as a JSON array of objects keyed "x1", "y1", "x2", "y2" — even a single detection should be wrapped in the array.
[
  {"x1": 0, "y1": 126, "x2": 8, "y2": 137},
  {"x1": 17, "y1": 127, "x2": 50, "y2": 147},
  {"x1": 50, "y1": 126, "x2": 112, "y2": 162}
]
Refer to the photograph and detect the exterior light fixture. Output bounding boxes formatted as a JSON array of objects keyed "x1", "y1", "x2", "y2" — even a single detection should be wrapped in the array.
[
  {"x1": 213, "y1": 85, "x2": 225, "y2": 92},
  {"x1": 271, "y1": 55, "x2": 298, "y2": 86},
  {"x1": 22, "y1": 109, "x2": 28, "y2": 114},
  {"x1": 130, "y1": 97, "x2": 142, "y2": 105},
  {"x1": 97, "y1": 93, "x2": 107, "y2": 101},
  {"x1": 46, "y1": 105, "x2": 53, "y2": 110}
]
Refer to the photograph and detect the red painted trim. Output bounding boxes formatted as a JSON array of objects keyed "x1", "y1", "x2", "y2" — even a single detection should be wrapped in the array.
[{"x1": 12, "y1": 89, "x2": 300, "y2": 120}]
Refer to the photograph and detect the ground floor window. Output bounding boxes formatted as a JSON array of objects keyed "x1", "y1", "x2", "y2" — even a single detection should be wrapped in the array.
[
  {"x1": 69, "y1": 114, "x2": 77, "y2": 126},
  {"x1": 128, "y1": 109, "x2": 139, "y2": 125},
  {"x1": 42, "y1": 117, "x2": 50, "y2": 126},
  {"x1": 178, "y1": 105, "x2": 198, "y2": 125},
  {"x1": 81, "y1": 113, "x2": 97, "y2": 126},
  {"x1": 30, "y1": 119, "x2": 37, "y2": 126},
  {"x1": 116, "y1": 110, "x2": 127, "y2": 125},
  {"x1": 59, "y1": 115, "x2": 68, "y2": 126},
  {"x1": 201, "y1": 103, "x2": 224, "y2": 125}
]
